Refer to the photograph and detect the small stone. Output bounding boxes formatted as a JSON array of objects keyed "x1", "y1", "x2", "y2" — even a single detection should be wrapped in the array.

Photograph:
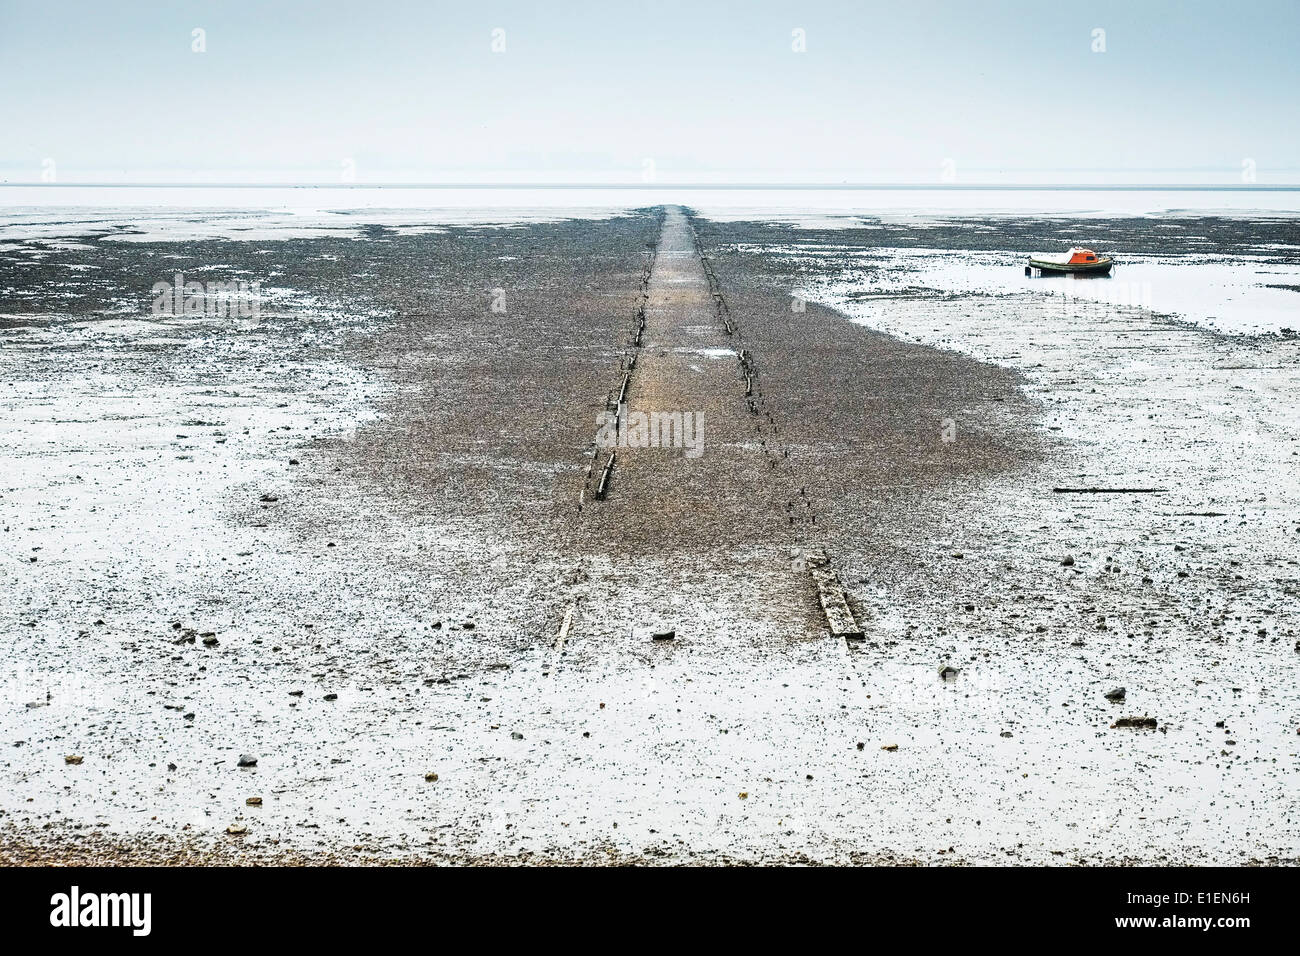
[
  {"x1": 246, "y1": 796, "x2": 263, "y2": 806},
  {"x1": 237, "y1": 754, "x2": 258, "y2": 767},
  {"x1": 226, "y1": 824, "x2": 247, "y2": 835},
  {"x1": 1060, "y1": 555, "x2": 1075, "y2": 567},
  {"x1": 202, "y1": 635, "x2": 218, "y2": 647},
  {"x1": 64, "y1": 755, "x2": 83, "y2": 765},
  {"x1": 323, "y1": 693, "x2": 338, "y2": 701},
  {"x1": 424, "y1": 772, "x2": 439, "y2": 782},
  {"x1": 938, "y1": 664, "x2": 960, "y2": 679},
  {"x1": 881, "y1": 744, "x2": 899, "y2": 752},
  {"x1": 856, "y1": 742, "x2": 865, "y2": 751},
  {"x1": 651, "y1": 628, "x2": 676, "y2": 641},
  {"x1": 1104, "y1": 687, "x2": 1126, "y2": 702},
  {"x1": 1000, "y1": 731, "x2": 1013, "y2": 738},
  {"x1": 1111, "y1": 716, "x2": 1157, "y2": 729},
  {"x1": 511, "y1": 731, "x2": 524, "y2": 740},
  {"x1": 738, "y1": 791, "x2": 748, "y2": 800},
  {"x1": 167, "y1": 762, "x2": 177, "y2": 771}
]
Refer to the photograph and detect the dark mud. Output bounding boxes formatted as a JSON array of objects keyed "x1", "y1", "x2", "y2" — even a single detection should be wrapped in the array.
[{"x1": 692, "y1": 213, "x2": 1300, "y2": 260}]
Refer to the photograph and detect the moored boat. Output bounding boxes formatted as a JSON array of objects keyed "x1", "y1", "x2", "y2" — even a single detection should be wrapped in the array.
[{"x1": 1026, "y1": 247, "x2": 1113, "y2": 276}]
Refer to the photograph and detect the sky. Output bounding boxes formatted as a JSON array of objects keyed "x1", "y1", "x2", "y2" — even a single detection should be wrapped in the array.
[{"x1": 1, "y1": 0, "x2": 1298, "y2": 184}]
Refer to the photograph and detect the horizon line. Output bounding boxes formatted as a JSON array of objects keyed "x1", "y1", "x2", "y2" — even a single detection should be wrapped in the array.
[{"x1": 4, "y1": 182, "x2": 1300, "y2": 192}]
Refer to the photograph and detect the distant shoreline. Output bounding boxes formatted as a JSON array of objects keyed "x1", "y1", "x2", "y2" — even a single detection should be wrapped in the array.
[{"x1": 5, "y1": 182, "x2": 1300, "y2": 191}]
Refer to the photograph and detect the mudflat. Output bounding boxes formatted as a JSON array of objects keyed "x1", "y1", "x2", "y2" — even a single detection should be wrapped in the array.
[{"x1": 1, "y1": 206, "x2": 1295, "y2": 865}]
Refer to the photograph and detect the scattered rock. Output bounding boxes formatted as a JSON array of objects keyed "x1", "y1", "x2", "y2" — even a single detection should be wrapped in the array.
[
  {"x1": 237, "y1": 754, "x2": 258, "y2": 767},
  {"x1": 64, "y1": 755, "x2": 83, "y2": 765},
  {"x1": 323, "y1": 693, "x2": 338, "y2": 701},
  {"x1": 651, "y1": 628, "x2": 676, "y2": 642},
  {"x1": 201, "y1": 634, "x2": 219, "y2": 647},
  {"x1": 510, "y1": 731, "x2": 524, "y2": 740},
  {"x1": 226, "y1": 824, "x2": 247, "y2": 836},
  {"x1": 424, "y1": 772, "x2": 439, "y2": 782},
  {"x1": 1060, "y1": 555, "x2": 1075, "y2": 567},
  {"x1": 881, "y1": 744, "x2": 899, "y2": 752},
  {"x1": 938, "y1": 664, "x2": 960, "y2": 680},
  {"x1": 1104, "y1": 687, "x2": 1126, "y2": 702},
  {"x1": 738, "y1": 791, "x2": 749, "y2": 800},
  {"x1": 1111, "y1": 716, "x2": 1158, "y2": 729},
  {"x1": 246, "y1": 796, "x2": 263, "y2": 806}
]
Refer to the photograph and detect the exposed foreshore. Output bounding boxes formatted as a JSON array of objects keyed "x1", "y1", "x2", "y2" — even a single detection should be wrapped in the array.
[{"x1": 1, "y1": 206, "x2": 1296, "y2": 865}]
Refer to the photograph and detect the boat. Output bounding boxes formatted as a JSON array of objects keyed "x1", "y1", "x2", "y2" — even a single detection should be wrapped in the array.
[{"x1": 1025, "y1": 247, "x2": 1113, "y2": 276}]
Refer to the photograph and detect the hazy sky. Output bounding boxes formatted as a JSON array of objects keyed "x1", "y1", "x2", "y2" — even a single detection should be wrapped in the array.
[{"x1": 2, "y1": 0, "x2": 1297, "y2": 183}]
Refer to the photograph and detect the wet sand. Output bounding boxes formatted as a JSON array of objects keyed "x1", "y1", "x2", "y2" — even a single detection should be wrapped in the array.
[{"x1": 1, "y1": 205, "x2": 1296, "y2": 865}]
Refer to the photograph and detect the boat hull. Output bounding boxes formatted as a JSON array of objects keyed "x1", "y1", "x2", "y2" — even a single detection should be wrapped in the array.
[{"x1": 1027, "y1": 257, "x2": 1113, "y2": 276}]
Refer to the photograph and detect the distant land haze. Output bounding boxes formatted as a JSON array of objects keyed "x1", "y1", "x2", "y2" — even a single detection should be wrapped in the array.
[{"x1": 4, "y1": 170, "x2": 1300, "y2": 187}]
